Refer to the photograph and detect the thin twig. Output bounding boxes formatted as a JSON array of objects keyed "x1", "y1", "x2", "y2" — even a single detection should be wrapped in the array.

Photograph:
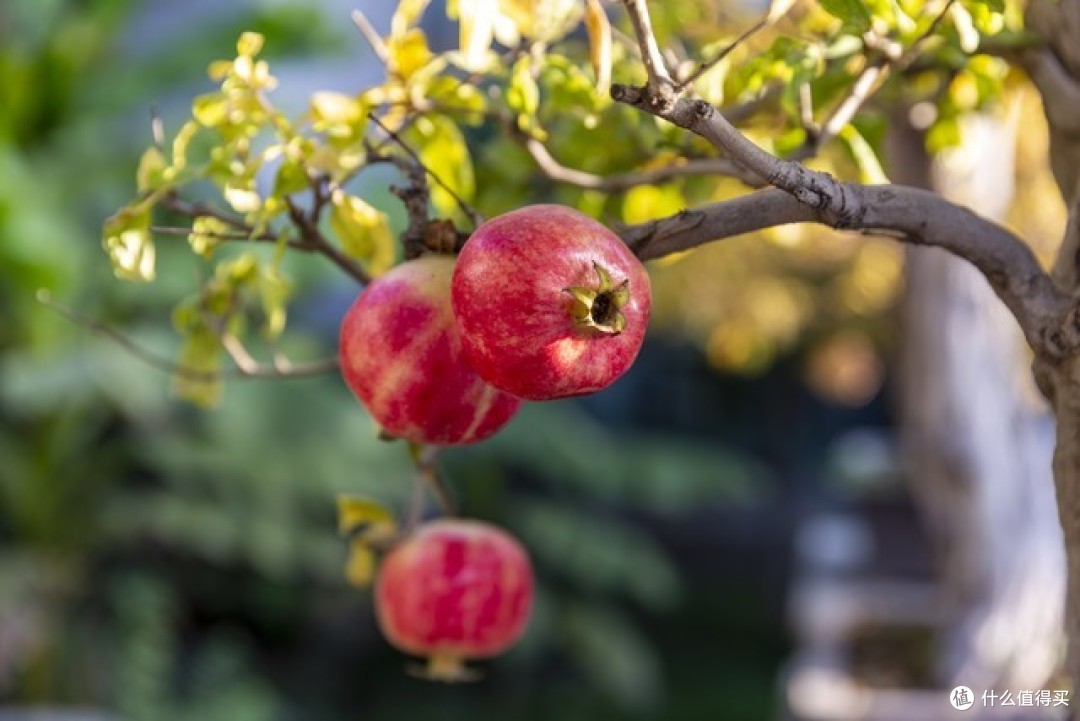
[
  {"x1": 284, "y1": 195, "x2": 372, "y2": 285},
  {"x1": 36, "y1": 290, "x2": 338, "y2": 380},
  {"x1": 351, "y1": 9, "x2": 390, "y2": 63},
  {"x1": 524, "y1": 135, "x2": 753, "y2": 189},
  {"x1": 415, "y1": 446, "x2": 457, "y2": 517},
  {"x1": 368, "y1": 113, "x2": 484, "y2": 228},
  {"x1": 676, "y1": 16, "x2": 769, "y2": 91},
  {"x1": 620, "y1": 0, "x2": 674, "y2": 96}
]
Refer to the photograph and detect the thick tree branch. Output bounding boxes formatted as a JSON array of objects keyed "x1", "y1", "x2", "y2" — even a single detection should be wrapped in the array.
[{"x1": 610, "y1": 75, "x2": 1071, "y2": 357}]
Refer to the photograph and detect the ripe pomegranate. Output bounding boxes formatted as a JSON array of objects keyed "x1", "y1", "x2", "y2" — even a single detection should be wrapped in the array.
[
  {"x1": 374, "y1": 519, "x2": 534, "y2": 679},
  {"x1": 339, "y1": 255, "x2": 521, "y2": 444},
  {"x1": 451, "y1": 205, "x2": 651, "y2": 400}
]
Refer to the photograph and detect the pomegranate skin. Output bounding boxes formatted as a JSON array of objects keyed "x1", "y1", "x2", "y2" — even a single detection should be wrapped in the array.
[
  {"x1": 339, "y1": 256, "x2": 521, "y2": 445},
  {"x1": 375, "y1": 520, "x2": 534, "y2": 662},
  {"x1": 451, "y1": 205, "x2": 651, "y2": 400}
]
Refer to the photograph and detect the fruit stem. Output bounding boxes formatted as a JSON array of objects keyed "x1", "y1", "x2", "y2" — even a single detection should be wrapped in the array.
[{"x1": 426, "y1": 653, "x2": 469, "y2": 681}]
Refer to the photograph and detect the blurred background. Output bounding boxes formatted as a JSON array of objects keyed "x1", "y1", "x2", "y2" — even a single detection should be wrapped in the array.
[{"x1": 0, "y1": 0, "x2": 1069, "y2": 719}]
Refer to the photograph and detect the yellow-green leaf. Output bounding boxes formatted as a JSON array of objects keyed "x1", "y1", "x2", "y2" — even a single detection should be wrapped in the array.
[
  {"x1": 337, "y1": 495, "x2": 397, "y2": 536},
  {"x1": 391, "y1": 0, "x2": 432, "y2": 37},
  {"x1": 621, "y1": 184, "x2": 685, "y2": 225},
  {"x1": 498, "y1": 0, "x2": 583, "y2": 42},
  {"x1": 456, "y1": 0, "x2": 497, "y2": 71},
  {"x1": 187, "y1": 216, "x2": 234, "y2": 258},
  {"x1": 193, "y1": 92, "x2": 229, "y2": 127},
  {"x1": 838, "y1": 125, "x2": 889, "y2": 184},
  {"x1": 344, "y1": 542, "x2": 377, "y2": 587},
  {"x1": 310, "y1": 91, "x2": 364, "y2": 138},
  {"x1": 224, "y1": 185, "x2": 262, "y2": 214},
  {"x1": 103, "y1": 204, "x2": 156, "y2": 282},
  {"x1": 329, "y1": 191, "x2": 396, "y2": 276},
  {"x1": 387, "y1": 28, "x2": 433, "y2": 82},
  {"x1": 172, "y1": 326, "x2": 222, "y2": 408},
  {"x1": 584, "y1": 0, "x2": 612, "y2": 95},
  {"x1": 136, "y1": 147, "x2": 168, "y2": 193},
  {"x1": 236, "y1": 31, "x2": 265, "y2": 58},
  {"x1": 258, "y1": 263, "x2": 292, "y2": 338},
  {"x1": 409, "y1": 115, "x2": 475, "y2": 217}
]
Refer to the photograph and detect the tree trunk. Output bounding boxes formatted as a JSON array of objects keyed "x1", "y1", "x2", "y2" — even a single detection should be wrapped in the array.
[
  {"x1": 891, "y1": 110, "x2": 1065, "y2": 689},
  {"x1": 1026, "y1": 0, "x2": 1080, "y2": 699}
]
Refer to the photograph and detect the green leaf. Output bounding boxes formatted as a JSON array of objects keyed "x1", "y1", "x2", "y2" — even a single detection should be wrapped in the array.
[
  {"x1": 272, "y1": 157, "x2": 310, "y2": 198},
  {"x1": 329, "y1": 191, "x2": 396, "y2": 276},
  {"x1": 172, "y1": 326, "x2": 222, "y2": 409},
  {"x1": 258, "y1": 263, "x2": 292, "y2": 338},
  {"x1": 560, "y1": 601, "x2": 662, "y2": 707},
  {"x1": 507, "y1": 54, "x2": 540, "y2": 121},
  {"x1": 817, "y1": 0, "x2": 872, "y2": 32},
  {"x1": 838, "y1": 125, "x2": 888, "y2": 183}
]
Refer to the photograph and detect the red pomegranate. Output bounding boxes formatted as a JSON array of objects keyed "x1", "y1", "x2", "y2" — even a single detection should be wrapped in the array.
[
  {"x1": 451, "y1": 205, "x2": 651, "y2": 400},
  {"x1": 374, "y1": 520, "x2": 534, "y2": 679},
  {"x1": 339, "y1": 255, "x2": 521, "y2": 444}
]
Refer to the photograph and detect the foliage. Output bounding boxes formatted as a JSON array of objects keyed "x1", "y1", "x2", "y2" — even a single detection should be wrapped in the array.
[{"x1": 1, "y1": 0, "x2": 1059, "y2": 717}]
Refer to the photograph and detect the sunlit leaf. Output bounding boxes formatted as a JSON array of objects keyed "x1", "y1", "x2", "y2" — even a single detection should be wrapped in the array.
[
  {"x1": 187, "y1": 216, "x2": 235, "y2": 258},
  {"x1": 329, "y1": 191, "x2": 396, "y2": 276},
  {"x1": 392, "y1": 0, "x2": 432, "y2": 37},
  {"x1": 455, "y1": 0, "x2": 497, "y2": 71},
  {"x1": 838, "y1": 125, "x2": 889, "y2": 184},
  {"x1": 584, "y1": 0, "x2": 612, "y2": 95},
  {"x1": 337, "y1": 495, "x2": 397, "y2": 536},
  {"x1": 136, "y1": 147, "x2": 168, "y2": 193},
  {"x1": 409, "y1": 115, "x2": 476, "y2": 216},
  {"x1": 498, "y1": 0, "x2": 583, "y2": 42},
  {"x1": 224, "y1": 185, "x2": 262, "y2": 214},
  {"x1": 310, "y1": 91, "x2": 365, "y2": 139},
  {"x1": 236, "y1": 31, "x2": 265, "y2": 57},
  {"x1": 508, "y1": 54, "x2": 540, "y2": 122},
  {"x1": 344, "y1": 542, "x2": 377, "y2": 587},
  {"x1": 103, "y1": 203, "x2": 155, "y2": 282},
  {"x1": 387, "y1": 28, "x2": 433, "y2": 82},
  {"x1": 817, "y1": 0, "x2": 872, "y2": 32},
  {"x1": 622, "y1": 184, "x2": 685, "y2": 225},
  {"x1": 258, "y1": 263, "x2": 292, "y2": 338}
]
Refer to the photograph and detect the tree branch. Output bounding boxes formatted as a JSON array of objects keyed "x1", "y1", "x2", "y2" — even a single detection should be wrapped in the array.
[
  {"x1": 620, "y1": 0, "x2": 675, "y2": 104},
  {"x1": 37, "y1": 290, "x2": 338, "y2": 380},
  {"x1": 611, "y1": 81, "x2": 1071, "y2": 357},
  {"x1": 523, "y1": 135, "x2": 751, "y2": 190}
]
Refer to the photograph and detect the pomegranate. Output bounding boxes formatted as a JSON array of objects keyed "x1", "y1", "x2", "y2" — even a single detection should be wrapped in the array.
[
  {"x1": 339, "y1": 255, "x2": 521, "y2": 444},
  {"x1": 451, "y1": 205, "x2": 651, "y2": 400},
  {"x1": 374, "y1": 519, "x2": 534, "y2": 679}
]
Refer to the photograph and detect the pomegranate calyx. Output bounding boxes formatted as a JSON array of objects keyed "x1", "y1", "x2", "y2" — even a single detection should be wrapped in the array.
[{"x1": 564, "y1": 261, "x2": 630, "y2": 335}]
